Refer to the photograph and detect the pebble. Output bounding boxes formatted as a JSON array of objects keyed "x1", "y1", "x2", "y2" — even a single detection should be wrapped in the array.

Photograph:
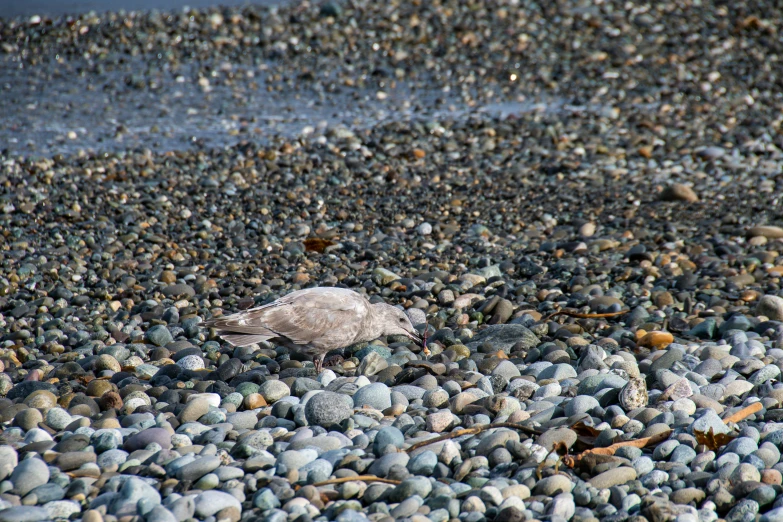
[
  {"x1": 123, "y1": 428, "x2": 173, "y2": 451},
  {"x1": 176, "y1": 456, "x2": 221, "y2": 481},
  {"x1": 757, "y1": 295, "x2": 783, "y2": 321},
  {"x1": 534, "y1": 476, "x2": 573, "y2": 496},
  {"x1": 353, "y1": 382, "x2": 392, "y2": 410},
  {"x1": 0, "y1": 507, "x2": 50, "y2": 522},
  {"x1": 588, "y1": 467, "x2": 638, "y2": 489},
  {"x1": 10, "y1": 457, "x2": 50, "y2": 496},
  {"x1": 145, "y1": 325, "x2": 174, "y2": 347},
  {"x1": 660, "y1": 184, "x2": 699, "y2": 202},
  {"x1": 305, "y1": 392, "x2": 354, "y2": 427},
  {"x1": 193, "y1": 491, "x2": 242, "y2": 518},
  {"x1": 259, "y1": 380, "x2": 290, "y2": 403},
  {"x1": 179, "y1": 397, "x2": 211, "y2": 423}
]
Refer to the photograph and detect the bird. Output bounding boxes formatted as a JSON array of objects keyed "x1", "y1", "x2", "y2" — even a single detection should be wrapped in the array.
[{"x1": 205, "y1": 286, "x2": 424, "y2": 372}]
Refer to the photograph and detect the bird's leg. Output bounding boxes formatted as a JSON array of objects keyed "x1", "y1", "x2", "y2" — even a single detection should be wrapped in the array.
[{"x1": 314, "y1": 353, "x2": 325, "y2": 374}]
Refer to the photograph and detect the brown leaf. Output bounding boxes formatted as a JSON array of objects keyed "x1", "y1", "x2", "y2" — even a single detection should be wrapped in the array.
[
  {"x1": 552, "y1": 440, "x2": 570, "y2": 457},
  {"x1": 563, "y1": 429, "x2": 672, "y2": 468},
  {"x1": 736, "y1": 15, "x2": 763, "y2": 30},
  {"x1": 723, "y1": 402, "x2": 763, "y2": 424},
  {"x1": 694, "y1": 428, "x2": 735, "y2": 451},
  {"x1": 571, "y1": 420, "x2": 601, "y2": 438},
  {"x1": 303, "y1": 237, "x2": 335, "y2": 253}
]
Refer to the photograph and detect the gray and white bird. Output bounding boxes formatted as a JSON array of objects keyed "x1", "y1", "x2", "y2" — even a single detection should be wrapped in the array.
[{"x1": 205, "y1": 286, "x2": 423, "y2": 372}]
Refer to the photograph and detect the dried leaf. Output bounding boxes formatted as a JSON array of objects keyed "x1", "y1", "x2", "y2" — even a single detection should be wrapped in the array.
[
  {"x1": 736, "y1": 15, "x2": 764, "y2": 31},
  {"x1": 303, "y1": 237, "x2": 335, "y2": 253},
  {"x1": 723, "y1": 402, "x2": 763, "y2": 424},
  {"x1": 694, "y1": 428, "x2": 735, "y2": 451},
  {"x1": 571, "y1": 420, "x2": 601, "y2": 438},
  {"x1": 563, "y1": 429, "x2": 672, "y2": 468},
  {"x1": 552, "y1": 440, "x2": 570, "y2": 457}
]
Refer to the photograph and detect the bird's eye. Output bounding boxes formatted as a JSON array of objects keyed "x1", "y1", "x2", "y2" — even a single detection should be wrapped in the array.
[{"x1": 399, "y1": 318, "x2": 405, "y2": 323}]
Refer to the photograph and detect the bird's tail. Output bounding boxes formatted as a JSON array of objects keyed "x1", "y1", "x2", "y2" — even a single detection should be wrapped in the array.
[
  {"x1": 205, "y1": 312, "x2": 278, "y2": 347},
  {"x1": 218, "y1": 332, "x2": 273, "y2": 347}
]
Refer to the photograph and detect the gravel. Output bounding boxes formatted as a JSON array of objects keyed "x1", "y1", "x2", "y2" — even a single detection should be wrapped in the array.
[{"x1": 3, "y1": 0, "x2": 783, "y2": 521}]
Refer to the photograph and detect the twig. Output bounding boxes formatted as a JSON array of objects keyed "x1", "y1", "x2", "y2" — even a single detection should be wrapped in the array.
[
  {"x1": 543, "y1": 309, "x2": 629, "y2": 322},
  {"x1": 405, "y1": 422, "x2": 541, "y2": 453},
  {"x1": 302, "y1": 476, "x2": 401, "y2": 489},
  {"x1": 723, "y1": 402, "x2": 762, "y2": 424}
]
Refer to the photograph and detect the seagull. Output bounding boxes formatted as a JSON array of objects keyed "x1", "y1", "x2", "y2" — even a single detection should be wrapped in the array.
[{"x1": 205, "y1": 287, "x2": 424, "y2": 372}]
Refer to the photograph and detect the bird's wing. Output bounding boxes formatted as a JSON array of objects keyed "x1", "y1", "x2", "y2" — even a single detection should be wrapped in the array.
[{"x1": 206, "y1": 288, "x2": 369, "y2": 345}]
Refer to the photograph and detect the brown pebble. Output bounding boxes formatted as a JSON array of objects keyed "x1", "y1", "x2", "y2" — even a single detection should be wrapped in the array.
[
  {"x1": 660, "y1": 183, "x2": 698, "y2": 202},
  {"x1": 149, "y1": 348, "x2": 170, "y2": 361},
  {"x1": 762, "y1": 469, "x2": 782, "y2": 485},
  {"x1": 95, "y1": 355, "x2": 122, "y2": 373},
  {"x1": 87, "y1": 380, "x2": 115, "y2": 398},
  {"x1": 654, "y1": 291, "x2": 674, "y2": 307},
  {"x1": 382, "y1": 404, "x2": 405, "y2": 416},
  {"x1": 292, "y1": 273, "x2": 310, "y2": 284},
  {"x1": 99, "y1": 392, "x2": 123, "y2": 411},
  {"x1": 56, "y1": 451, "x2": 97, "y2": 471},
  {"x1": 243, "y1": 393, "x2": 267, "y2": 410},
  {"x1": 14, "y1": 407, "x2": 42, "y2": 431},
  {"x1": 637, "y1": 331, "x2": 674, "y2": 349},
  {"x1": 69, "y1": 404, "x2": 95, "y2": 417},
  {"x1": 216, "y1": 507, "x2": 241, "y2": 522},
  {"x1": 24, "y1": 390, "x2": 58, "y2": 410},
  {"x1": 748, "y1": 226, "x2": 783, "y2": 239},
  {"x1": 93, "y1": 417, "x2": 122, "y2": 429}
]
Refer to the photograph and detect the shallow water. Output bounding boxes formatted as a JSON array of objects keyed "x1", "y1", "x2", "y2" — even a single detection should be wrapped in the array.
[
  {"x1": 0, "y1": 0, "x2": 626, "y2": 158},
  {"x1": 1, "y1": 47, "x2": 581, "y2": 159}
]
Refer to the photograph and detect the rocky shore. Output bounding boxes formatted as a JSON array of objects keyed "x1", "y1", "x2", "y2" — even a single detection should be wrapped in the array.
[{"x1": 2, "y1": 1, "x2": 783, "y2": 522}]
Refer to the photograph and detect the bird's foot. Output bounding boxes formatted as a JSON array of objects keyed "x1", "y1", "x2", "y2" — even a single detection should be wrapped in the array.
[{"x1": 313, "y1": 354, "x2": 326, "y2": 374}]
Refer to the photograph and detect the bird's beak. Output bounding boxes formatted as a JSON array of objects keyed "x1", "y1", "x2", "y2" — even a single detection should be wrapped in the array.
[{"x1": 406, "y1": 331, "x2": 425, "y2": 347}]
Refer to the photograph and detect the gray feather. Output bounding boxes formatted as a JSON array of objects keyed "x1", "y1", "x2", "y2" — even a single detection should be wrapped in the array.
[{"x1": 220, "y1": 333, "x2": 274, "y2": 347}]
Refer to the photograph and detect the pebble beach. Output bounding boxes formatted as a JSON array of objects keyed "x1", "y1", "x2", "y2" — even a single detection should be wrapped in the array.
[{"x1": 2, "y1": 1, "x2": 783, "y2": 522}]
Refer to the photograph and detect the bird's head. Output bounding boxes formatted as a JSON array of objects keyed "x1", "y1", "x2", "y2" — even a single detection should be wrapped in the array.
[{"x1": 374, "y1": 303, "x2": 424, "y2": 346}]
